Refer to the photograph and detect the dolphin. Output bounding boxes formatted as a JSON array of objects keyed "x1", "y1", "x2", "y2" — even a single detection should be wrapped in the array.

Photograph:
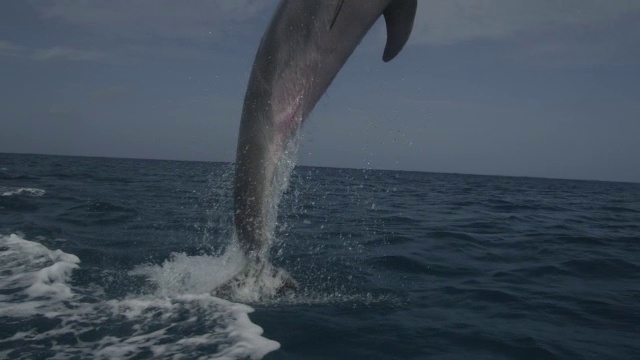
[{"x1": 229, "y1": 0, "x2": 417, "y2": 293}]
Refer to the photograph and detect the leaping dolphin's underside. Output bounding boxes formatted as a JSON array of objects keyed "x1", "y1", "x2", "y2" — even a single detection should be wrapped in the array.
[{"x1": 231, "y1": 0, "x2": 417, "y2": 290}]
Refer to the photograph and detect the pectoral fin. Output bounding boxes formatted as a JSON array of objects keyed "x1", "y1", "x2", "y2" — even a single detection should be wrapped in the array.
[{"x1": 382, "y1": 0, "x2": 418, "y2": 62}]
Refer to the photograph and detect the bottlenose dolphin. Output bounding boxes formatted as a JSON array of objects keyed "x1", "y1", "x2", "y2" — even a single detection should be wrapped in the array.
[{"x1": 229, "y1": 0, "x2": 417, "y2": 293}]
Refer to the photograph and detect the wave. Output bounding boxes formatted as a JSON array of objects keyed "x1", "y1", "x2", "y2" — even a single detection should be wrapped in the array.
[
  {"x1": 0, "y1": 171, "x2": 38, "y2": 180},
  {"x1": 0, "y1": 233, "x2": 280, "y2": 359},
  {"x1": 55, "y1": 201, "x2": 139, "y2": 227},
  {"x1": 0, "y1": 187, "x2": 46, "y2": 197}
]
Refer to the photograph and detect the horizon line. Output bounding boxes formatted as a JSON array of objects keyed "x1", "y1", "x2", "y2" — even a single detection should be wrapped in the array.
[{"x1": 1, "y1": 151, "x2": 638, "y2": 185}]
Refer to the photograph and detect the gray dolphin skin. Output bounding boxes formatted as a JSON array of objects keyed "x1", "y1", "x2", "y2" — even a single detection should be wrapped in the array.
[{"x1": 233, "y1": 0, "x2": 417, "y2": 270}]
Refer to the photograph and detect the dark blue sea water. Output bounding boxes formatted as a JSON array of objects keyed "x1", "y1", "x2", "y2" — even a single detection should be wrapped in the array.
[{"x1": 1, "y1": 153, "x2": 638, "y2": 359}]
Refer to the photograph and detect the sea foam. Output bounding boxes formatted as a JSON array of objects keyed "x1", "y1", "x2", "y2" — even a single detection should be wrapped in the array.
[
  {"x1": 0, "y1": 187, "x2": 46, "y2": 197},
  {"x1": 0, "y1": 233, "x2": 280, "y2": 359}
]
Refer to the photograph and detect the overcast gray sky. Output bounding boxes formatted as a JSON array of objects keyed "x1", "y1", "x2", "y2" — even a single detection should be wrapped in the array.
[{"x1": 1, "y1": 1, "x2": 639, "y2": 183}]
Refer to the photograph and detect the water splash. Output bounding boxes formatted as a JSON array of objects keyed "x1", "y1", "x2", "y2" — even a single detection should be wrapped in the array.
[
  {"x1": 260, "y1": 133, "x2": 302, "y2": 253},
  {"x1": 0, "y1": 233, "x2": 280, "y2": 360},
  {"x1": 219, "y1": 133, "x2": 303, "y2": 300}
]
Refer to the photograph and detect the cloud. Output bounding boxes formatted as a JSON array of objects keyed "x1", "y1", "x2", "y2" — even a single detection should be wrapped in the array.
[
  {"x1": 0, "y1": 40, "x2": 25, "y2": 56},
  {"x1": 0, "y1": 40, "x2": 107, "y2": 62},
  {"x1": 32, "y1": 46, "x2": 106, "y2": 62},
  {"x1": 20, "y1": 0, "x2": 278, "y2": 62},
  {"x1": 27, "y1": 0, "x2": 640, "y2": 47},
  {"x1": 412, "y1": 0, "x2": 640, "y2": 45},
  {"x1": 92, "y1": 86, "x2": 129, "y2": 102},
  {"x1": 29, "y1": 0, "x2": 275, "y2": 42}
]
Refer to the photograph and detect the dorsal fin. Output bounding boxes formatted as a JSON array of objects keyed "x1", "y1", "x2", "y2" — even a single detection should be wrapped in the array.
[{"x1": 382, "y1": 0, "x2": 417, "y2": 62}]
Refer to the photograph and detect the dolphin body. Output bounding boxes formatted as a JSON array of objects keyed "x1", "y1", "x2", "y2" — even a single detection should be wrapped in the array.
[{"x1": 230, "y1": 0, "x2": 417, "y2": 292}]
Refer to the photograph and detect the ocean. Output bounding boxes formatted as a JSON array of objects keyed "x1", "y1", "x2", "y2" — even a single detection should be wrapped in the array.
[{"x1": 0, "y1": 152, "x2": 638, "y2": 359}]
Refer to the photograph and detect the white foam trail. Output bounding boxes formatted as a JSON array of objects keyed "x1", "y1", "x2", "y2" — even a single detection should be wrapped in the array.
[
  {"x1": 0, "y1": 234, "x2": 280, "y2": 360},
  {"x1": 0, "y1": 187, "x2": 46, "y2": 197},
  {"x1": 0, "y1": 233, "x2": 79, "y2": 316},
  {"x1": 97, "y1": 295, "x2": 280, "y2": 359}
]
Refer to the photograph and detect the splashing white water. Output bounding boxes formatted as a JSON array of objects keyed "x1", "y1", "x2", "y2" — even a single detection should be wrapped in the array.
[
  {"x1": 134, "y1": 239, "x2": 296, "y2": 303},
  {"x1": 0, "y1": 233, "x2": 280, "y2": 360},
  {"x1": 262, "y1": 135, "x2": 301, "y2": 249},
  {"x1": 0, "y1": 187, "x2": 46, "y2": 197}
]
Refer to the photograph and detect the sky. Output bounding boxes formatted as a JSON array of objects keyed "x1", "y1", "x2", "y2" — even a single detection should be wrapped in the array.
[{"x1": 1, "y1": 1, "x2": 639, "y2": 183}]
